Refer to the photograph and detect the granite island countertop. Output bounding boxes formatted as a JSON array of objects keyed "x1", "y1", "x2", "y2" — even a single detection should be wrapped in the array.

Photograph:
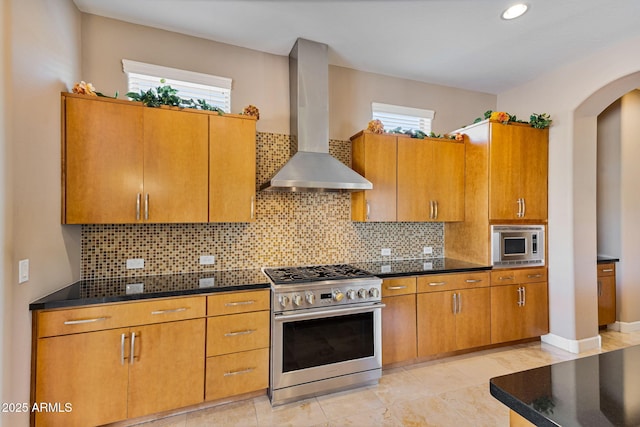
[{"x1": 490, "y1": 344, "x2": 640, "y2": 426}]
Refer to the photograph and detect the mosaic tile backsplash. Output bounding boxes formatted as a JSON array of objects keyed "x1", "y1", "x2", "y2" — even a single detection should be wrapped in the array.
[{"x1": 81, "y1": 132, "x2": 444, "y2": 279}]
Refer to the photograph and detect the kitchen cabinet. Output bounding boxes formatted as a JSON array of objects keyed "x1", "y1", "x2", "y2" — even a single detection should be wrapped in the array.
[
  {"x1": 416, "y1": 271, "x2": 490, "y2": 356},
  {"x1": 381, "y1": 277, "x2": 417, "y2": 365},
  {"x1": 350, "y1": 131, "x2": 398, "y2": 222},
  {"x1": 209, "y1": 114, "x2": 256, "y2": 222},
  {"x1": 490, "y1": 268, "x2": 549, "y2": 344},
  {"x1": 62, "y1": 93, "x2": 257, "y2": 224},
  {"x1": 32, "y1": 296, "x2": 206, "y2": 427},
  {"x1": 205, "y1": 289, "x2": 270, "y2": 401},
  {"x1": 397, "y1": 137, "x2": 465, "y2": 222},
  {"x1": 598, "y1": 262, "x2": 617, "y2": 326}
]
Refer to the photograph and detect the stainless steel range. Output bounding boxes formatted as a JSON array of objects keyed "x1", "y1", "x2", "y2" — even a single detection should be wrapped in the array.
[{"x1": 263, "y1": 264, "x2": 384, "y2": 406}]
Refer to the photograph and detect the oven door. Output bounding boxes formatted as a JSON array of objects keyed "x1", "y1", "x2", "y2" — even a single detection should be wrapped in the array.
[{"x1": 271, "y1": 302, "x2": 383, "y2": 391}]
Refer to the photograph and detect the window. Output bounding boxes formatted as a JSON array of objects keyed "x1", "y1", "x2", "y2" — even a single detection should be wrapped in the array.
[
  {"x1": 371, "y1": 102, "x2": 435, "y2": 134},
  {"x1": 122, "y1": 59, "x2": 232, "y2": 113}
]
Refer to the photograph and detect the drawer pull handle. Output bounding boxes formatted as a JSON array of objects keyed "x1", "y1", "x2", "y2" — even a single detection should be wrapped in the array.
[
  {"x1": 602, "y1": 269, "x2": 614, "y2": 273},
  {"x1": 428, "y1": 282, "x2": 446, "y2": 286},
  {"x1": 498, "y1": 276, "x2": 514, "y2": 281},
  {"x1": 224, "y1": 367, "x2": 255, "y2": 377},
  {"x1": 465, "y1": 279, "x2": 483, "y2": 283},
  {"x1": 224, "y1": 329, "x2": 256, "y2": 337},
  {"x1": 527, "y1": 274, "x2": 543, "y2": 278},
  {"x1": 151, "y1": 307, "x2": 187, "y2": 315},
  {"x1": 64, "y1": 317, "x2": 108, "y2": 325},
  {"x1": 224, "y1": 300, "x2": 256, "y2": 307},
  {"x1": 386, "y1": 285, "x2": 408, "y2": 290}
]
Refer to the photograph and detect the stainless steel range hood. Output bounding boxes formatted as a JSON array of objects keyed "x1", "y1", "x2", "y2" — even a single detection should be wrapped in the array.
[{"x1": 260, "y1": 38, "x2": 373, "y2": 192}]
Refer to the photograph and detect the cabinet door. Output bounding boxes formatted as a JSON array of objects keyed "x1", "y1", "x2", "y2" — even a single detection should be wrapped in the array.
[
  {"x1": 64, "y1": 96, "x2": 143, "y2": 224},
  {"x1": 598, "y1": 275, "x2": 616, "y2": 326},
  {"x1": 209, "y1": 115, "x2": 256, "y2": 222},
  {"x1": 34, "y1": 328, "x2": 130, "y2": 427},
  {"x1": 518, "y1": 130, "x2": 548, "y2": 220},
  {"x1": 127, "y1": 319, "x2": 206, "y2": 419},
  {"x1": 455, "y1": 287, "x2": 491, "y2": 350},
  {"x1": 398, "y1": 138, "x2": 433, "y2": 221},
  {"x1": 490, "y1": 284, "x2": 523, "y2": 344},
  {"x1": 143, "y1": 108, "x2": 209, "y2": 223},
  {"x1": 417, "y1": 291, "x2": 456, "y2": 356},
  {"x1": 351, "y1": 133, "x2": 397, "y2": 221},
  {"x1": 382, "y1": 294, "x2": 416, "y2": 365},
  {"x1": 430, "y1": 140, "x2": 465, "y2": 222},
  {"x1": 521, "y1": 282, "x2": 549, "y2": 338}
]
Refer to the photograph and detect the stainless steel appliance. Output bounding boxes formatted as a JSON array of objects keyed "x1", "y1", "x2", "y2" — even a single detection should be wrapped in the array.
[
  {"x1": 263, "y1": 264, "x2": 383, "y2": 406},
  {"x1": 491, "y1": 224, "x2": 545, "y2": 268}
]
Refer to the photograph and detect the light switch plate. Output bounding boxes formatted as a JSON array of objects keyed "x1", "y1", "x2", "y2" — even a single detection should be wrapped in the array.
[
  {"x1": 423, "y1": 262, "x2": 433, "y2": 271},
  {"x1": 199, "y1": 255, "x2": 215, "y2": 265},
  {"x1": 423, "y1": 246, "x2": 433, "y2": 255},
  {"x1": 18, "y1": 259, "x2": 29, "y2": 284},
  {"x1": 381, "y1": 265, "x2": 391, "y2": 274},
  {"x1": 126, "y1": 258, "x2": 145, "y2": 269}
]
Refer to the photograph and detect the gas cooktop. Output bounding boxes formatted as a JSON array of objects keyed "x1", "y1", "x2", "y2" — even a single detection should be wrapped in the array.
[{"x1": 263, "y1": 264, "x2": 374, "y2": 285}]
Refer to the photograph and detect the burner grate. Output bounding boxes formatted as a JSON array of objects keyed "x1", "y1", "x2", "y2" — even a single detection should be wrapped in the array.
[{"x1": 264, "y1": 264, "x2": 373, "y2": 285}]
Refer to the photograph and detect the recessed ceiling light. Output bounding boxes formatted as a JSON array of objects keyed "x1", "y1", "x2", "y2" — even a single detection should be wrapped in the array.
[{"x1": 501, "y1": 3, "x2": 528, "y2": 20}]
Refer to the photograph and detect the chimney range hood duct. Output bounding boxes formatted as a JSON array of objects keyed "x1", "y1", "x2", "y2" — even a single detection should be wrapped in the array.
[{"x1": 260, "y1": 38, "x2": 373, "y2": 192}]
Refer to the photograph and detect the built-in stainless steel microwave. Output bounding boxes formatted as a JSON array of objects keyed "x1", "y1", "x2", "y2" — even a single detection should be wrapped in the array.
[{"x1": 491, "y1": 225, "x2": 545, "y2": 268}]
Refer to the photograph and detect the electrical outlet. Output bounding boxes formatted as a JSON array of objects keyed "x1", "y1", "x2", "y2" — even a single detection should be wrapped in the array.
[
  {"x1": 126, "y1": 258, "x2": 145, "y2": 269},
  {"x1": 199, "y1": 255, "x2": 215, "y2": 265},
  {"x1": 18, "y1": 259, "x2": 29, "y2": 284},
  {"x1": 381, "y1": 248, "x2": 391, "y2": 256},
  {"x1": 381, "y1": 265, "x2": 391, "y2": 274},
  {"x1": 423, "y1": 246, "x2": 433, "y2": 255},
  {"x1": 126, "y1": 283, "x2": 144, "y2": 294},
  {"x1": 199, "y1": 277, "x2": 215, "y2": 288},
  {"x1": 423, "y1": 262, "x2": 433, "y2": 271}
]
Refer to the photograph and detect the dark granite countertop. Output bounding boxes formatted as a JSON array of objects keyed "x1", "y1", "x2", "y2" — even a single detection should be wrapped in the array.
[
  {"x1": 597, "y1": 255, "x2": 620, "y2": 264},
  {"x1": 351, "y1": 257, "x2": 492, "y2": 278},
  {"x1": 29, "y1": 269, "x2": 269, "y2": 310},
  {"x1": 490, "y1": 345, "x2": 640, "y2": 426}
]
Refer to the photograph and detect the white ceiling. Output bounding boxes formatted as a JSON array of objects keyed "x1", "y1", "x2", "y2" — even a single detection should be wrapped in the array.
[{"x1": 72, "y1": 0, "x2": 640, "y2": 94}]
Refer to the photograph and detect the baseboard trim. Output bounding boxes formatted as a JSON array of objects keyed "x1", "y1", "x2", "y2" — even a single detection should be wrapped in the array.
[
  {"x1": 611, "y1": 321, "x2": 640, "y2": 333},
  {"x1": 541, "y1": 333, "x2": 601, "y2": 354}
]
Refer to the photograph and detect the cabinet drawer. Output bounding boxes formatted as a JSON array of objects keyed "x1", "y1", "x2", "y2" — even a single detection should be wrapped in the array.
[
  {"x1": 491, "y1": 268, "x2": 547, "y2": 286},
  {"x1": 598, "y1": 263, "x2": 615, "y2": 277},
  {"x1": 205, "y1": 348, "x2": 269, "y2": 401},
  {"x1": 207, "y1": 289, "x2": 270, "y2": 316},
  {"x1": 417, "y1": 272, "x2": 489, "y2": 293},
  {"x1": 381, "y1": 277, "x2": 416, "y2": 297},
  {"x1": 37, "y1": 296, "x2": 206, "y2": 338},
  {"x1": 207, "y1": 311, "x2": 270, "y2": 357}
]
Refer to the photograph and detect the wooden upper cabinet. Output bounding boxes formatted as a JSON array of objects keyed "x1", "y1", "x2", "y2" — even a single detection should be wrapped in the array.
[
  {"x1": 209, "y1": 114, "x2": 257, "y2": 222},
  {"x1": 143, "y1": 108, "x2": 208, "y2": 223},
  {"x1": 64, "y1": 95, "x2": 144, "y2": 224},
  {"x1": 489, "y1": 123, "x2": 548, "y2": 221},
  {"x1": 397, "y1": 137, "x2": 465, "y2": 222},
  {"x1": 350, "y1": 131, "x2": 397, "y2": 222}
]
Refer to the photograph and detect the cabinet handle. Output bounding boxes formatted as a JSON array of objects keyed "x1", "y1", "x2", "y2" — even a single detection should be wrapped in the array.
[
  {"x1": 63, "y1": 317, "x2": 108, "y2": 325},
  {"x1": 602, "y1": 269, "x2": 614, "y2": 273},
  {"x1": 598, "y1": 280, "x2": 602, "y2": 297},
  {"x1": 522, "y1": 198, "x2": 526, "y2": 218},
  {"x1": 250, "y1": 196, "x2": 255, "y2": 219},
  {"x1": 428, "y1": 282, "x2": 446, "y2": 286},
  {"x1": 465, "y1": 279, "x2": 483, "y2": 283},
  {"x1": 144, "y1": 193, "x2": 149, "y2": 220},
  {"x1": 223, "y1": 367, "x2": 255, "y2": 377},
  {"x1": 136, "y1": 193, "x2": 141, "y2": 221},
  {"x1": 151, "y1": 307, "x2": 187, "y2": 315},
  {"x1": 429, "y1": 200, "x2": 434, "y2": 220},
  {"x1": 516, "y1": 287, "x2": 523, "y2": 306},
  {"x1": 452, "y1": 293, "x2": 457, "y2": 314},
  {"x1": 386, "y1": 285, "x2": 407, "y2": 290},
  {"x1": 434, "y1": 200, "x2": 438, "y2": 220},
  {"x1": 120, "y1": 333, "x2": 127, "y2": 366},
  {"x1": 224, "y1": 329, "x2": 256, "y2": 337},
  {"x1": 527, "y1": 274, "x2": 543, "y2": 279},
  {"x1": 522, "y1": 286, "x2": 526, "y2": 306},
  {"x1": 224, "y1": 300, "x2": 256, "y2": 307},
  {"x1": 130, "y1": 332, "x2": 136, "y2": 365},
  {"x1": 498, "y1": 276, "x2": 514, "y2": 281},
  {"x1": 366, "y1": 200, "x2": 371, "y2": 220}
]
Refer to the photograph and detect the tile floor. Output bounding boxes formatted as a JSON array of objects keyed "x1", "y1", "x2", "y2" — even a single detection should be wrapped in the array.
[{"x1": 132, "y1": 330, "x2": 640, "y2": 427}]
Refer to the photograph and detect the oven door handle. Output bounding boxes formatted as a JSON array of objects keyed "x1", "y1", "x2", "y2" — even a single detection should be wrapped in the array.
[{"x1": 273, "y1": 303, "x2": 385, "y2": 322}]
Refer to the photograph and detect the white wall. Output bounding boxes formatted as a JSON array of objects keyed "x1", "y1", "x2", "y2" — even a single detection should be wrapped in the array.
[
  {"x1": 499, "y1": 35, "x2": 640, "y2": 347},
  {"x1": 3, "y1": 0, "x2": 81, "y2": 425}
]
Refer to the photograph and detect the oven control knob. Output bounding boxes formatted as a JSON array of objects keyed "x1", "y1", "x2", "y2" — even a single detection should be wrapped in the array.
[
  {"x1": 292, "y1": 294, "x2": 302, "y2": 306},
  {"x1": 346, "y1": 289, "x2": 356, "y2": 300},
  {"x1": 369, "y1": 288, "x2": 380, "y2": 298},
  {"x1": 357, "y1": 288, "x2": 368, "y2": 299},
  {"x1": 279, "y1": 295, "x2": 290, "y2": 308},
  {"x1": 333, "y1": 290, "x2": 344, "y2": 302},
  {"x1": 305, "y1": 292, "x2": 315, "y2": 304}
]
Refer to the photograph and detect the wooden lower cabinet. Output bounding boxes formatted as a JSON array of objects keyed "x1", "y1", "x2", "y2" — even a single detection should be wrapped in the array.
[
  {"x1": 598, "y1": 263, "x2": 617, "y2": 326},
  {"x1": 206, "y1": 348, "x2": 269, "y2": 401},
  {"x1": 381, "y1": 278, "x2": 417, "y2": 365},
  {"x1": 491, "y1": 274, "x2": 549, "y2": 344}
]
